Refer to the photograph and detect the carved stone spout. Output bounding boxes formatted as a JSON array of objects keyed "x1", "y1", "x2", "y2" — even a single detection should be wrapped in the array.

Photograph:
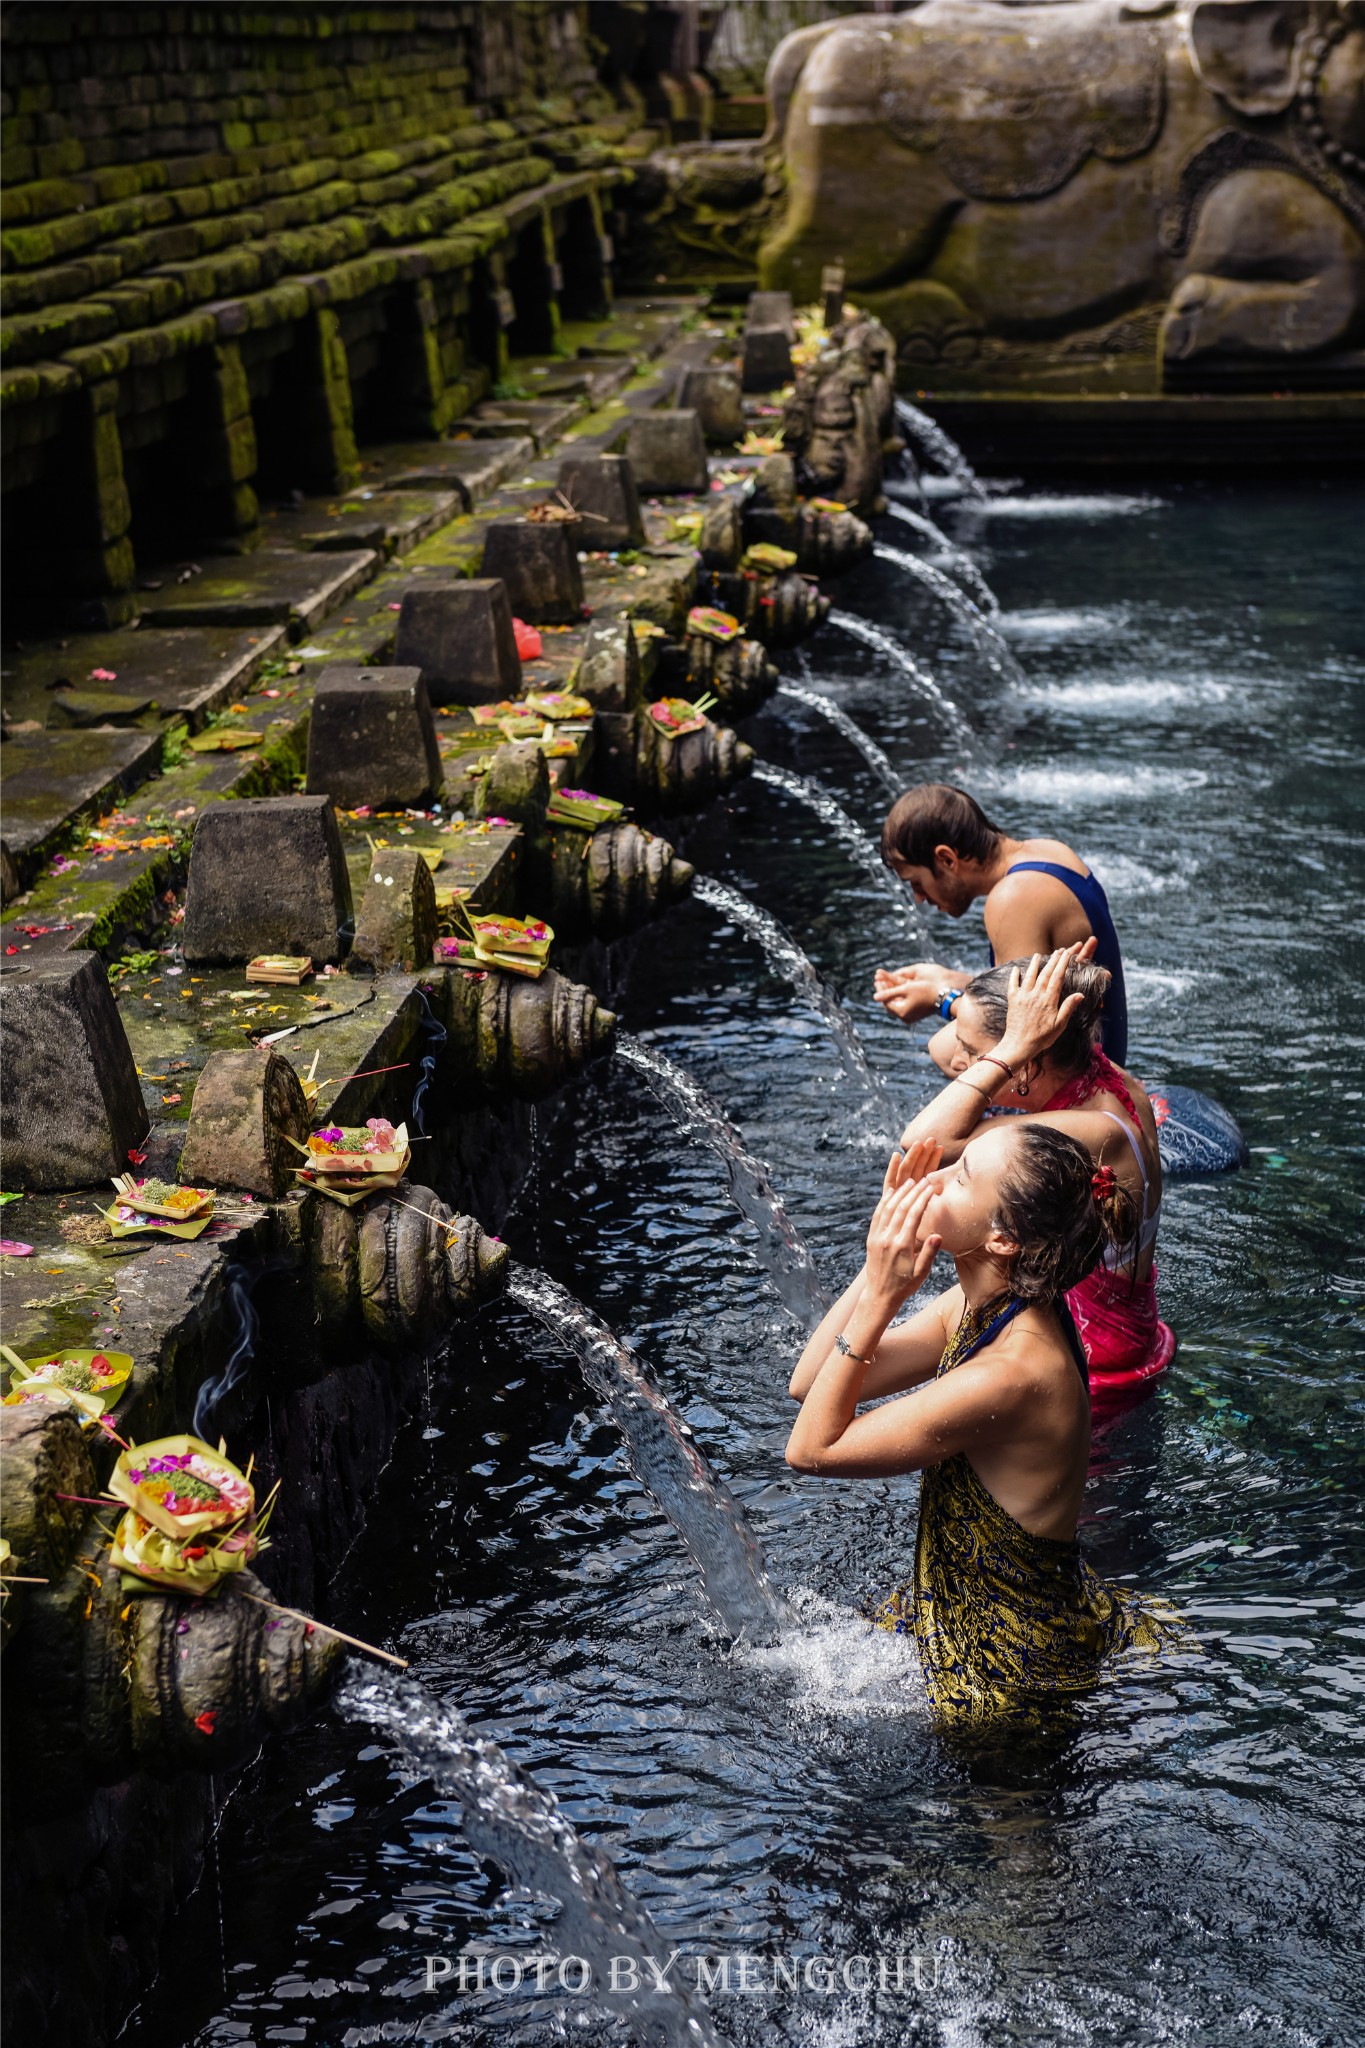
[
  {"x1": 710, "y1": 567, "x2": 830, "y2": 648},
  {"x1": 545, "y1": 819, "x2": 694, "y2": 939},
  {"x1": 3, "y1": 1551, "x2": 341, "y2": 1815},
  {"x1": 303, "y1": 1183, "x2": 508, "y2": 1347},
  {"x1": 684, "y1": 628, "x2": 778, "y2": 718},
  {"x1": 447, "y1": 966, "x2": 616, "y2": 1098},
  {"x1": 743, "y1": 454, "x2": 872, "y2": 574}
]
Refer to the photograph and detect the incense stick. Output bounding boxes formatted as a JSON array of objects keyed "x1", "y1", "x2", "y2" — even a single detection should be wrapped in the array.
[{"x1": 233, "y1": 1587, "x2": 408, "y2": 1669}]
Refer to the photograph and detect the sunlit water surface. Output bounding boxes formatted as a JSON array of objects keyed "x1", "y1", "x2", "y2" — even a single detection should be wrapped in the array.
[{"x1": 129, "y1": 480, "x2": 1365, "y2": 2048}]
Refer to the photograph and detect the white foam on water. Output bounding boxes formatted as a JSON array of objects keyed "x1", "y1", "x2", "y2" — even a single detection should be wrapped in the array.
[
  {"x1": 973, "y1": 493, "x2": 1165, "y2": 517},
  {"x1": 731, "y1": 1587, "x2": 929, "y2": 1723},
  {"x1": 1000, "y1": 607, "x2": 1123, "y2": 640},
  {"x1": 1021, "y1": 674, "x2": 1235, "y2": 713},
  {"x1": 1125, "y1": 965, "x2": 1198, "y2": 998},
  {"x1": 1082, "y1": 851, "x2": 1194, "y2": 897},
  {"x1": 985, "y1": 762, "x2": 1210, "y2": 804}
]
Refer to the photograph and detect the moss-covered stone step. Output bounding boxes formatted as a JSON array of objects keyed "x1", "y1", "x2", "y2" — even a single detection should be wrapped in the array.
[
  {"x1": 259, "y1": 486, "x2": 460, "y2": 558},
  {"x1": 516, "y1": 355, "x2": 637, "y2": 404},
  {"x1": 465, "y1": 396, "x2": 583, "y2": 449},
  {"x1": 137, "y1": 548, "x2": 378, "y2": 636},
  {"x1": 0, "y1": 702, "x2": 311, "y2": 940},
  {"x1": 1, "y1": 623, "x2": 288, "y2": 734},
  {"x1": 0, "y1": 726, "x2": 167, "y2": 872},
  {"x1": 375, "y1": 434, "x2": 536, "y2": 502}
]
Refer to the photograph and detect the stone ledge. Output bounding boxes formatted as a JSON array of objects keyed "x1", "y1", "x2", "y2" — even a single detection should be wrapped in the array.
[{"x1": 138, "y1": 548, "x2": 379, "y2": 636}]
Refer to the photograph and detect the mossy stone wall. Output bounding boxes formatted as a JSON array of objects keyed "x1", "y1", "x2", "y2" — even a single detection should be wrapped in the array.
[{"x1": 1, "y1": 3, "x2": 636, "y2": 628}]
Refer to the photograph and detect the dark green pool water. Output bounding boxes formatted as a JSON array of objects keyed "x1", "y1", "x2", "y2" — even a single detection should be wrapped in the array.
[{"x1": 130, "y1": 476, "x2": 1365, "y2": 2048}]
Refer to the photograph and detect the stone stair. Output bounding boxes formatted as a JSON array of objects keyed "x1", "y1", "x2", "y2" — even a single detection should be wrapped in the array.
[{"x1": 1, "y1": 4, "x2": 659, "y2": 633}]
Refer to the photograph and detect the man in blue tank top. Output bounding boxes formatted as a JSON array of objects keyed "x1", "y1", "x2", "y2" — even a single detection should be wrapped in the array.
[{"x1": 874, "y1": 783, "x2": 1129, "y2": 1065}]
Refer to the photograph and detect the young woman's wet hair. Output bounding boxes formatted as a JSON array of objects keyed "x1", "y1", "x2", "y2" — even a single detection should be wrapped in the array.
[
  {"x1": 879, "y1": 784, "x2": 1003, "y2": 872},
  {"x1": 966, "y1": 956, "x2": 1111, "y2": 1079},
  {"x1": 995, "y1": 1125, "x2": 1138, "y2": 1304}
]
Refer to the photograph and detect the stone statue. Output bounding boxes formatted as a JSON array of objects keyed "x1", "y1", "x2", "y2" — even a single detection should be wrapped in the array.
[{"x1": 758, "y1": 0, "x2": 1365, "y2": 384}]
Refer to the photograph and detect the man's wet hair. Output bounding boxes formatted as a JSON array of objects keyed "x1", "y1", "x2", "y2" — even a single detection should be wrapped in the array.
[{"x1": 880, "y1": 784, "x2": 1003, "y2": 872}]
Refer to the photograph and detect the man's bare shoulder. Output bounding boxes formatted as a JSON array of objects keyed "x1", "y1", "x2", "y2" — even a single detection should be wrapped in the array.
[{"x1": 1006, "y1": 837, "x2": 1090, "y2": 877}]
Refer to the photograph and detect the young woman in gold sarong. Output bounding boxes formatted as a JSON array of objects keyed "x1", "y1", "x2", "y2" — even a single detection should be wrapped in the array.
[{"x1": 787, "y1": 954, "x2": 1180, "y2": 1730}]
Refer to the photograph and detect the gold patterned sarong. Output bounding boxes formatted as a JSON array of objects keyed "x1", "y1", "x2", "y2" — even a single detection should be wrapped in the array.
[{"x1": 867, "y1": 1294, "x2": 1182, "y2": 1731}]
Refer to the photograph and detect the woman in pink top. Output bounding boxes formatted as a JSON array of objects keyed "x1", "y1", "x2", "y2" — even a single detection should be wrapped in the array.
[{"x1": 898, "y1": 946, "x2": 1173, "y2": 1410}]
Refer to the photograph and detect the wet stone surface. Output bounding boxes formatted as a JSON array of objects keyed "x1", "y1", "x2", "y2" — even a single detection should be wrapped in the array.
[
  {"x1": 376, "y1": 436, "x2": 536, "y2": 502},
  {"x1": 138, "y1": 551, "x2": 379, "y2": 638},
  {"x1": 260, "y1": 489, "x2": 461, "y2": 559}
]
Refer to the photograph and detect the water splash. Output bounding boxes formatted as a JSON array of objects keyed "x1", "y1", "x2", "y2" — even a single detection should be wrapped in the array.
[
  {"x1": 873, "y1": 543, "x2": 1023, "y2": 685},
  {"x1": 616, "y1": 1031, "x2": 829, "y2": 1326},
  {"x1": 885, "y1": 500, "x2": 1001, "y2": 617},
  {"x1": 752, "y1": 759, "x2": 918, "y2": 934},
  {"x1": 894, "y1": 398, "x2": 987, "y2": 499},
  {"x1": 192, "y1": 1255, "x2": 291, "y2": 1440},
  {"x1": 777, "y1": 677, "x2": 902, "y2": 797},
  {"x1": 338, "y1": 1667, "x2": 728, "y2": 2048},
  {"x1": 828, "y1": 611, "x2": 978, "y2": 755},
  {"x1": 508, "y1": 1265, "x2": 788, "y2": 1643},
  {"x1": 691, "y1": 874, "x2": 897, "y2": 1132},
  {"x1": 409, "y1": 983, "x2": 447, "y2": 1138},
  {"x1": 965, "y1": 491, "x2": 1164, "y2": 518}
]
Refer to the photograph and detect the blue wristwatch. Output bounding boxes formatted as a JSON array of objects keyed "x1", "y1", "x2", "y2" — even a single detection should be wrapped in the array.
[{"x1": 937, "y1": 988, "x2": 963, "y2": 1021}]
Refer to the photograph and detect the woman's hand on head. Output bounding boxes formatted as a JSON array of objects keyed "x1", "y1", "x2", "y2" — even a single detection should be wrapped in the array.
[
  {"x1": 865, "y1": 1148, "x2": 943, "y2": 1306},
  {"x1": 996, "y1": 945, "x2": 1087, "y2": 1066}
]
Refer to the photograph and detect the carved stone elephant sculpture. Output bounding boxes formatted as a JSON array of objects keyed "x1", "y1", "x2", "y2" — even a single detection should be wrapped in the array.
[{"x1": 759, "y1": 0, "x2": 1365, "y2": 383}]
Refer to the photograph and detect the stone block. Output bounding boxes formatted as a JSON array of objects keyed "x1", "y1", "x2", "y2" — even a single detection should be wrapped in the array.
[
  {"x1": 350, "y1": 848, "x2": 439, "y2": 975},
  {"x1": 555, "y1": 452, "x2": 643, "y2": 552},
  {"x1": 575, "y1": 618, "x2": 642, "y2": 712},
  {"x1": 746, "y1": 290, "x2": 794, "y2": 334},
  {"x1": 698, "y1": 495, "x2": 744, "y2": 570},
  {"x1": 177, "y1": 1045, "x2": 309, "y2": 1199},
  {"x1": 392, "y1": 578, "x2": 522, "y2": 708},
  {"x1": 305, "y1": 664, "x2": 441, "y2": 811},
  {"x1": 626, "y1": 409, "x2": 709, "y2": 495},
  {"x1": 742, "y1": 325, "x2": 793, "y2": 394},
  {"x1": 480, "y1": 519, "x2": 584, "y2": 625},
  {"x1": 676, "y1": 364, "x2": 744, "y2": 444},
  {"x1": 821, "y1": 263, "x2": 845, "y2": 327},
  {"x1": 182, "y1": 794, "x2": 354, "y2": 964},
  {"x1": 475, "y1": 741, "x2": 550, "y2": 830},
  {"x1": 0, "y1": 950, "x2": 148, "y2": 1189}
]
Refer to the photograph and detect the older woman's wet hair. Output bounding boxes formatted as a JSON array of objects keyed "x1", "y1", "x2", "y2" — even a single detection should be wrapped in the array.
[
  {"x1": 966, "y1": 956, "x2": 1111, "y2": 1079},
  {"x1": 995, "y1": 1124, "x2": 1138, "y2": 1303}
]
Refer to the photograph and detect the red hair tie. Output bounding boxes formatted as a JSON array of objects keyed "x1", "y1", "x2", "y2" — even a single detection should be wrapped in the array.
[{"x1": 1091, "y1": 1165, "x2": 1117, "y2": 1200}]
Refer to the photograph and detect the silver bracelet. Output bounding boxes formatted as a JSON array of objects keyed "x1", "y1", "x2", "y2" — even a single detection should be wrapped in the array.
[{"x1": 835, "y1": 1332, "x2": 875, "y2": 1367}]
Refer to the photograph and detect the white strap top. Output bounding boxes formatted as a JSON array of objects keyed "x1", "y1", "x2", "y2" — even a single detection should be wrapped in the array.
[{"x1": 1098, "y1": 1110, "x2": 1160, "y2": 1270}]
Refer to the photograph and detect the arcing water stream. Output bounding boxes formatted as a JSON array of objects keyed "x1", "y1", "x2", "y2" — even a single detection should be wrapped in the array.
[
  {"x1": 506, "y1": 1265, "x2": 788, "y2": 1644},
  {"x1": 828, "y1": 608, "x2": 978, "y2": 754},
  {"x1": 338, "y1": 1667, "x2": 727, "y2": 2048},
  {"x1": 777, "y1": 675, "x2": 902, "y2": 796},
  {"x1": 873, "y1": 542, "x2": 1024, "y2": 683},
  {"x1": 690, "y1": 872, "x2": 898, "y2": 1135},
  {"x1": 884, "y1": 499, "x2": 1001, "y2": 617},
  {"x1": 616, "y1": 1032, "x2": 829, "y2": 1326},
  {"x1": 751, "y1": 759, "x2": 917, "y2": 931},
  {"x1": 894, "y1": 396, "x2": 988, "y2": 499}
]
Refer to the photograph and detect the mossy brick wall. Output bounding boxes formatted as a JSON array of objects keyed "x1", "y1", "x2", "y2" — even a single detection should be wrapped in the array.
[{"x1": 0, "y1": 3, "x2": 633, "y2": 629}]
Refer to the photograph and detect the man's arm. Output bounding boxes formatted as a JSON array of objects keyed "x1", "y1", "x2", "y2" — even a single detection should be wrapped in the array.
[{"x1": 872, "y1": 962, "x2": 965, "y2": 1022}]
